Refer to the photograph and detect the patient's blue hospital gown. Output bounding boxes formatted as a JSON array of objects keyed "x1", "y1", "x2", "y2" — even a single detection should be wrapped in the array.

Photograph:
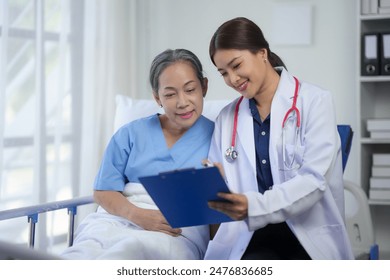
[{"x1": 60, "y1": 114, "x2": 214, "y2": 260}]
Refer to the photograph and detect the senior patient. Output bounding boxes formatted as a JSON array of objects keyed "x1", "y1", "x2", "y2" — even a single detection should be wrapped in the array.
[{"x1": 61, "y1": 49, "x2": 213, "y2": 259}]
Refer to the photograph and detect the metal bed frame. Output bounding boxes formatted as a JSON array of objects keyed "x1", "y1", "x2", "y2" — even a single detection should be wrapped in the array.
[{"x1": 0, "y1": 195, "x2": 94, "y2": 248}]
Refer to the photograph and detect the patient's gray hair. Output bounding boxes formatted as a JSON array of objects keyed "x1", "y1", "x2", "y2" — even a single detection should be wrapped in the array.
[{"x1": 149, "y1": 49, "x2": 205, "y2": 96}]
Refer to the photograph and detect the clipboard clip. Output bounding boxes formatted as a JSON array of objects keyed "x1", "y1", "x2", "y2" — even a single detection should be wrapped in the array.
[{"x1": 159, "y1": 168, "x2": 196, "y2": 176}]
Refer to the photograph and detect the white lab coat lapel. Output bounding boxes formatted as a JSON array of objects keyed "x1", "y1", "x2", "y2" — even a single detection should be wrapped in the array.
[
  {"x1": 205, "y1": 98, "x2": 256, "y2": 260},
  {"x1": 269, "y1": 69, "x2": 299, "y2": 184},
  {"x1": 236, "y1": 98, "x2": 256, "y2": 177}
]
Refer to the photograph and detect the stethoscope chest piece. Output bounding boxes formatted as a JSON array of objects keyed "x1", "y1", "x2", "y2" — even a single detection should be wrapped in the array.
[{"x1": 225, "y1": 146, "x2": 238, "y2": 162}]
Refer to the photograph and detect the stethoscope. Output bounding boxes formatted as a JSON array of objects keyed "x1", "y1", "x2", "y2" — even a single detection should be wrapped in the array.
[{"x1": 225, "y1": 76, "x2": 301, "y2": 167}]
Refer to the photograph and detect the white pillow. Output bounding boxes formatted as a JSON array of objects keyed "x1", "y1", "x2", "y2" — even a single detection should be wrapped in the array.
[{"x1": 114, "y1": 95, "x2": 232, "y2": 131}]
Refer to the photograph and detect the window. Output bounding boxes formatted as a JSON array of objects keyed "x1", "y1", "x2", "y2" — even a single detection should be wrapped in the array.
[{"x1": 0, "y1": 0, "x2": 84, "y2": 253}]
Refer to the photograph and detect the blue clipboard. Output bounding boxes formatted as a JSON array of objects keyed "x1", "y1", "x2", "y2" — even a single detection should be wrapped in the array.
[{"x1": 138, "y1": 167, "x2": 233, "y2": 228}]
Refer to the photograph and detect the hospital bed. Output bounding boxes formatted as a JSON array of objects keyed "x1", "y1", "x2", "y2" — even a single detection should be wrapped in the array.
[
  {"x1": 0, "y1": 96, "x2": 373, "y2": 259},
  {"x1": 0, "y1": 96, "x2": 232, "y2": 259}
]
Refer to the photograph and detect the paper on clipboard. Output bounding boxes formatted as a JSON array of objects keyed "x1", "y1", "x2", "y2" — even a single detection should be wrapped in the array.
[{"x1": 138, "y1": 167, "x2": 233, "y2": 228}]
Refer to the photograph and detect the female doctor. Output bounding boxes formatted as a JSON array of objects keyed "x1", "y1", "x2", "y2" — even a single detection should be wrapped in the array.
[{"x1": 205, "y1": 17, "x2": 354, "y2": 260}]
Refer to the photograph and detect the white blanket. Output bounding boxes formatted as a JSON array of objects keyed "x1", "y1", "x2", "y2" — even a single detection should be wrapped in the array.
[{"x1": 60, "y1": 183, "x2": 209, "y2": 260}]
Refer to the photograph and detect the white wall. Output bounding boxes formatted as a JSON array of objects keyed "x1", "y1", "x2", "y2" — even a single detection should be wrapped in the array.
[{"x1": 133, "y1": 0, "x2": 359, "y2": 183}]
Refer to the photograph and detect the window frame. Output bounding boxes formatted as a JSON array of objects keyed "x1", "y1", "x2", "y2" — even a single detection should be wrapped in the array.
[{"x1": 0, "y1": 0, "x2": 84, "y2": 252}]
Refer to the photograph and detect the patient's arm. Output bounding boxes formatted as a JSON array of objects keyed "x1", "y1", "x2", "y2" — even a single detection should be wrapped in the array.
[{"x1": 93, "y1": 190, "x2": 182, "y2": 237}]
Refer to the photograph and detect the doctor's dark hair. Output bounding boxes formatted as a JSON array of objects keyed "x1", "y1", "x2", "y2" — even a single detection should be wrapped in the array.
[
  {"x1": 149, "y1": 49, "x2": 206, "y2": 96},
  {"x1": 209, "y1": 17, "x2": 286, "y2": 69}
]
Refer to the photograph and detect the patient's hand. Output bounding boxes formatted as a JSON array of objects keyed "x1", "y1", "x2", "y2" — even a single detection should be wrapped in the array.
[
  {"x1": 129, "y1": 207, "x2": 182, "y2": 237},
  {"x1": 94, "y1": 190, "x2": 182, "y2": 237}
]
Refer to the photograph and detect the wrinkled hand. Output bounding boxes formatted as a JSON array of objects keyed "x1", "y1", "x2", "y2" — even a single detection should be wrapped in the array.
[
  {"x1": 208, "y1": 192, "x2": 248, "y2": 221},
  {"x1": 130, "y1": 208, "x2": 182, "y2": 237}
]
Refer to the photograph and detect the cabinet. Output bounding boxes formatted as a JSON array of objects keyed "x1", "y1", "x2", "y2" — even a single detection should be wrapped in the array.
[{"x1": 358, "y1": 6, "x2": 390, "y2": 259}]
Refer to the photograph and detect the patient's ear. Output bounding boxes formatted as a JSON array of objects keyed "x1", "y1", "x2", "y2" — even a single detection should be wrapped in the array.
[
  {"x1": 152, "y1": 92, "x2": 162, "y2": 107},
  {"x1": 202, "y1": 78, "x2": 208, "y2": 98}
]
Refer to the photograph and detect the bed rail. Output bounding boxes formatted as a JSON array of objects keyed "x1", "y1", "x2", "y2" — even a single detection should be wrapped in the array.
[{"x1": 0, "y1": 196, "x2": 94, "y2": 248}]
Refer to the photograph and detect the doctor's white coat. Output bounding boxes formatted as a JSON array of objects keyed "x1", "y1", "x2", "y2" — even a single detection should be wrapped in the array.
[{"x1": 204, "y1": 68, "x2": 354, "y2": 260}]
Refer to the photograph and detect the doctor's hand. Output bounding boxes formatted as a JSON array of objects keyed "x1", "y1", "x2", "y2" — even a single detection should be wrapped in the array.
[
  {"x1": 208, "y1": 193, "x2": 248, "y2": 221},
  {"x1": 130, "y1": 208, "x2": 182, "y2": 237}
]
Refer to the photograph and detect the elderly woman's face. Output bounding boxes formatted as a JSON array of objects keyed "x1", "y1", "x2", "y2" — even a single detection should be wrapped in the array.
[{"x1": 156, "y1": 61, "x2": 206, "y2": 132}]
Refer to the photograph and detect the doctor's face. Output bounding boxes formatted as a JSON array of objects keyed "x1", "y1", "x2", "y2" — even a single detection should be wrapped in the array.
[
  {"x1": 155, "y1": 61, "x2": 207, "y2": 132},
  {"x1": 213, "y1": 49, "x2": 268, "y2": 99}
]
